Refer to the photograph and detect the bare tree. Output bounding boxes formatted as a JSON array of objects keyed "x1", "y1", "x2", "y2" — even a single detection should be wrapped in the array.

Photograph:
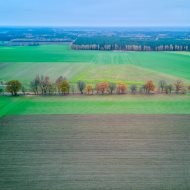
[
  {"x1": 159, "y1": 80, "x2": 167, "y2": 93},
  {"x1": 140, "y1": 84, "x2": 148, "y2": 94},
  {"x1": 174, "y1": 80, "x2": 183, "y2": 94},
  {"x1": 48, "y1": 84, "x2": 56, "y2": 95},
  {"x1": 39, "y1": 75, "x2": 51, "y2": 95},
  {"x1": 30, "y1": 75, "x2": 40, "y2": 95},
  {"x1": 22, "y1": 86, "x2": 26, "y2": 95},
  {"x1": 70, "y1": 84, "x2": 75, "y2": 95}
]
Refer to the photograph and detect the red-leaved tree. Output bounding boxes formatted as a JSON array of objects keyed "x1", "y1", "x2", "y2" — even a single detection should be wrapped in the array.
[
  {"x1": 117, "y1": 83, "x2": 127, "y2": 94},
  {"x1": 96, "y1": 82, "x2": 109, "y2": 94},
  {"x1": 145, "y1": 80, "x2": 155, "y2": 94}
]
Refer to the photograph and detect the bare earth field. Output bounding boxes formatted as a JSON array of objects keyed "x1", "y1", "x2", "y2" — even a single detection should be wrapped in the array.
[{"x1": 0, "y1": 114, "x2": 190, "y2": 190}]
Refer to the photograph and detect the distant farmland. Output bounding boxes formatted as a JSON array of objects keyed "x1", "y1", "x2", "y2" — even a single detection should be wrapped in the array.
[{"x1": 0, "y1": 45, "x2": 190, "y2": 85}]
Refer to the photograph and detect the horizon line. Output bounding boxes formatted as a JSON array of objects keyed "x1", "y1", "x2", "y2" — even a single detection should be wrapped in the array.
[{"x1": 1, "y1": 25, "x2": 190, "y2": 28}]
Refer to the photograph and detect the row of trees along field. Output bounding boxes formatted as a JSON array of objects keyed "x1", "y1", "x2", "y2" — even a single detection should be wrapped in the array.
[
  {"x1": 1, "y1": 76, "x2": 190, "y2": 96},
  {"x1": 72, "y1": 37, "x2": 190, "y2": 51}
]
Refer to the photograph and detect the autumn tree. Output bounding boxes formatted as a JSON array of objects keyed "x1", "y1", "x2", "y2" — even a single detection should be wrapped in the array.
[
  {"x1": 130, "y1": 84, "x2": 137, "y2": 94},
  {"x1": 60, "y1": 79, "x2": 70, "y2": 95},
  {"x1": 117, "y1": 83, "x2": 127, "y2": 94},
  {"x1": 6, "y1": 80, "x2": 22, "y2": 96},
  {"x1": 56, "y1": 76, "x2": 64, "y2": 94},
  {"x1": 86, "y1": 85, "x2": 93, "y2": 95},
  {"x1": 145, "y1": 81, "x2": 155, "y2": 94},
  {"x1": 159, "y1": 80, "x2": 167, "y2": 93},
  {"x1": 77, "y1": 81, "x2": 86, "y2": 94},
  {"x1": 109, "y1": 82, "x2": 116, "y2": 94},
  {"x1": 174, "y1": 80, "x2": 183, "y2": 94},
  {"x1": 96, "y1": 82, "x2": 109, "y2": 94}
]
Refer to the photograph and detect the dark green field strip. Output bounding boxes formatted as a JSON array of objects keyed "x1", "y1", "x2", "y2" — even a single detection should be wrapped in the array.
[{"x1": 0, "y1": 114, "x2": 190, "y2": 190}]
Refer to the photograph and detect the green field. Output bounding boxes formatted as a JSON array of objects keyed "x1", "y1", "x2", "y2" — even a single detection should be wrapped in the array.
[
  {"x1": 1, "y1": 45, "x2": 190, "y2": 116},
  {"x1": 0, "y1": 45, "x2": 190, "y2": 85},
  {"x1": 0, "y1": 95, "x2": 190, "y2": 117}
]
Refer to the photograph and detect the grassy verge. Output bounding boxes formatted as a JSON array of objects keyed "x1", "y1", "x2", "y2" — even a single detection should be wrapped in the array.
[{"x1": 0, "y1": 94, "x2": 190, "y2": 116}]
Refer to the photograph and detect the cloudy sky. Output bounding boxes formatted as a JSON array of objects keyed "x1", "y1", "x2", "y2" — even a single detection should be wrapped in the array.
[{"x1": 0, "y1": 0, "x2": 190, "y2": 26}]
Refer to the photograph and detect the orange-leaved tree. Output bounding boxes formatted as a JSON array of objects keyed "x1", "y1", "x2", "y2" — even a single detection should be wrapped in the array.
[
  {"x1": 145, "y1": 80, "x2": 155, "y2": 94},
  {"x1": 86, "y1": 85, "x2": 93, "y2": 95},
  {"x1": 60, "y1": 79, "x2": 70, "y2": 95},
  {"x1": 96, "y1": 82, "x2": 109, "y2": 94},
  {"x1": 117, "y1": 82, "x2": 127, "y2": 94}
]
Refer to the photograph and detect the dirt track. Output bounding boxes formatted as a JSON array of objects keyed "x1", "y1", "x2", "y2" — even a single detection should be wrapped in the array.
[{"x1": 0, "y1": 115, "x2": 190, "y2": 190}]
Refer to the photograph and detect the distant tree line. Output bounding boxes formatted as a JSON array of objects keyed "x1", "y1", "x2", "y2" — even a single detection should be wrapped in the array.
[
  {"x1": 1, "y1": 76, "x2": 190, "y2": 96},
  {"x1": 72, "y1": 36, "x2": 190, "y2": 51}
]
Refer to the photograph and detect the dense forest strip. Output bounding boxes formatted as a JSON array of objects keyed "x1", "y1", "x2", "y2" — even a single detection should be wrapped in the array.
[{"x1": 72, "y1": 36, "x2": 190, "y2": 51}]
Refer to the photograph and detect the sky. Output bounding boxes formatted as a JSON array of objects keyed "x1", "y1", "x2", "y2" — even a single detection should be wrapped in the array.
[{"x1": 0, "y1": 0, "x2": 190, "y2": 27}]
